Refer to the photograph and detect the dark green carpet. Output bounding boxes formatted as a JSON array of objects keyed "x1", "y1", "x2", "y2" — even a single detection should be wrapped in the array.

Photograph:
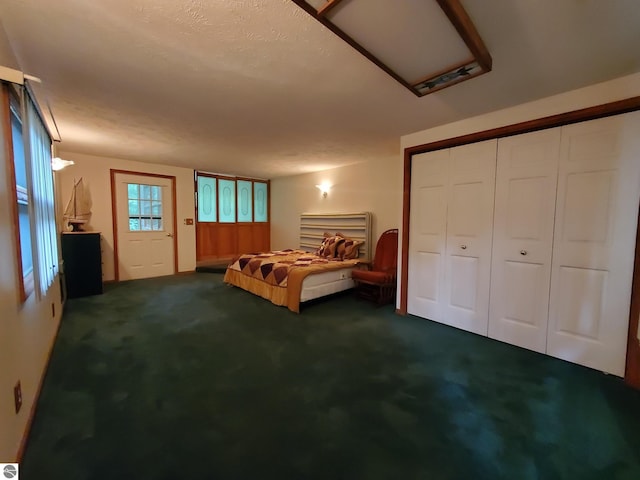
[{"x1": 22, "y1": 273, "x2": 640, "y2": 479}]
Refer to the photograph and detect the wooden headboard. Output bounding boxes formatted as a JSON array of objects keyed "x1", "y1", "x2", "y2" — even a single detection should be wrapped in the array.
[{"x1": 300, "y1": 212, "x2": 373, "y2": 261}]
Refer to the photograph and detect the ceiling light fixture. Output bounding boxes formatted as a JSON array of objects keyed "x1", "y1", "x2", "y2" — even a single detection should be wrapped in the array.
[{"x1": 291, "y1": 0, "x2": 492, "y2": 97}]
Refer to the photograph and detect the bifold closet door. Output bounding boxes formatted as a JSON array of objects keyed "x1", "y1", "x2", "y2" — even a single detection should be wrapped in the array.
[
  {"x1": 547, "y1": 110, "x2": 640, "y2": 376},
  {"x1": 442, "y1": 140, "x2": 497, "y2": 335},
  {"x1": 488, "y1": 129, "x2": 560, "y2": 353},
  {"x1": 408, "y1": 149, "x2": 449, "y2": 322}
]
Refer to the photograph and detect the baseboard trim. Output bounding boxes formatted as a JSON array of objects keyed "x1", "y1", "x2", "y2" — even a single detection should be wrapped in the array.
[{"x1": 15, "y1": 312, "x2": 64, "y2": 462}]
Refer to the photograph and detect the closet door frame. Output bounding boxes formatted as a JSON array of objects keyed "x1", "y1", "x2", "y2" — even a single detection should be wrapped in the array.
[{"x1": 399, "y1": 95, "x2": 640, "y2": 386}]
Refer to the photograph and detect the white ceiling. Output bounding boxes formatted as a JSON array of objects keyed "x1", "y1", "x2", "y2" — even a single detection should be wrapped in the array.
[{"x1": 1, "y1": 0, "x2": 639, "y2": 179}]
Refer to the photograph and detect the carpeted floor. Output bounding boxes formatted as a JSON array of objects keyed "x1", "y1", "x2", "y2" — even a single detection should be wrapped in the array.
[{"x1": 22, "y1": 273, "x2": 640, "y2": 479}]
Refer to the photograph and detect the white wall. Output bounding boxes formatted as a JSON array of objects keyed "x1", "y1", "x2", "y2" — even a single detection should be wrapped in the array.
[
  {"x1": 56, "y1": 152, "x2": 197, "y2": 281},
  {"x1": 271, "y1": 156, "x2": 402, "y2": 251},
  {"x1": 399, "y1": 72, "x2": 640, "y2": 314},
  {"x1": 0, "y1": 20, "x2": 63, "y2": 461}
]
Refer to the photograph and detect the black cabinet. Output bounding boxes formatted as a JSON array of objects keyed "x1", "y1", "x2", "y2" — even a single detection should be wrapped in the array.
[{"x1": 61, "y1": 232, "x2": 103, "y2": 298}]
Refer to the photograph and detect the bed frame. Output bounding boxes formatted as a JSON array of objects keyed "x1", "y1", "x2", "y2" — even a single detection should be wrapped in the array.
[{"x1": 299, "y1": 212, "x2": 373, "y2": 262}]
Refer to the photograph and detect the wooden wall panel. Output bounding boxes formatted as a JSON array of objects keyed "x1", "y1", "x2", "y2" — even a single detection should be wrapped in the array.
[
  {"x1": 252, "y1": 224, "x2": 270, "y2": 252},
  {"x1": 196, "y1": 223, "x2": 217, "y2": 260},
  {"x1": 237, "y1": 224, "x2": 254, "y2": 254},
  {"x1": 216, "y1": 224, "x2": 237, "y2": 258},
  {"x1": 197, "y1": 222, "x2": 270, "y2": 260}
]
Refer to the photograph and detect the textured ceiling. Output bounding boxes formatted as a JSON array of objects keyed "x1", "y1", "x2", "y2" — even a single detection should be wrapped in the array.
[{"x1": 1, "y1": 0, "x2": 639, "y2": 179}]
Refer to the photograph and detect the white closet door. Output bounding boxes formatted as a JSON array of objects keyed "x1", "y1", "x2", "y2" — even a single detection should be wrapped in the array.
[
  {"x1": 442, "y1": 140, "x2": 497, "y2": 335},
  {"x1": 488, "y1": 129, "x2": 560, "y2": 352},
  {"x1": 408, "y1": 149, "x2": 449, "y2": 322},
  {"x1": 548, "y1": 111, "x2": 640, "y2": 376}
]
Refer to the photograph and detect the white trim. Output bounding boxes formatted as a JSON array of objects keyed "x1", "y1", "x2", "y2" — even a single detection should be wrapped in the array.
[{"x1": 0, "y1": 65, "x2": 24, "y2": 84}]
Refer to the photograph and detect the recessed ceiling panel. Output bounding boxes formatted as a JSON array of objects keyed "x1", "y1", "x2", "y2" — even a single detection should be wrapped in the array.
[
  {"x1": 291, "y1": 0, "x2": 492, "y2": 97},
  {"x1": 327, "y1": 0, "x2": 471, "y2": 83}
]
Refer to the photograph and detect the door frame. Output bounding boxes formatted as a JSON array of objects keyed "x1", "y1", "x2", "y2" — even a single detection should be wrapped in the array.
[
  {"x1": 110, "y1": 169, "x2": 178, "y2": 281},
  {"x1": 399, "y1": 95, "x2": 640, "y2": 386}
]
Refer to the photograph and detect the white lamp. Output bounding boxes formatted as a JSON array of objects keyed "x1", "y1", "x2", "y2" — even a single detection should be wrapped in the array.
[{"x1": 51, "y1": 157, "x2": 74, "y2": 171}]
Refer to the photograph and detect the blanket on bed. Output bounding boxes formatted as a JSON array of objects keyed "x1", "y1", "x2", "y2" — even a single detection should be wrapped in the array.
[{"x1": 224, "y1": 249, "x2": 359, "y2": 312}]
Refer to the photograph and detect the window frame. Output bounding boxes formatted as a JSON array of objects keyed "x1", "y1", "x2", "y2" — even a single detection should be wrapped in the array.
[{"x1": 2, "y1": 84, "x2": 33, "y2": 302}]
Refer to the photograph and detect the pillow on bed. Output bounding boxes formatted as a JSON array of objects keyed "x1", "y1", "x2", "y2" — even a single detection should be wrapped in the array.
[
  {"x1": 316, "y1": 235, "x2": 345, "y2": 258},
  {"x1": 336, "y1": 238, "x2": 363, "y2": 260}
]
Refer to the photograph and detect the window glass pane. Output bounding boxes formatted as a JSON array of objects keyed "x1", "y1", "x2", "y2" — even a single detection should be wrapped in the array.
[
  {"x1": 18, "y1": 204, "x2": 33, "y2": 275},
  {"x1": 197, "y1": 176, "x2": 216, "y2": 222},
  {"x1": 128, "y1": 199, "x2": 139, "y2": 215},
  {"x1": 127, "y1": 182, "x2": 164, "y2": 231},
  {"x1": 254, "y1": 182, "x2": 268, "y2": 222},
  {"x1": 11, "y1": 114, "x2": 27, "y2": 187},
  {"x1": 140, "y1": 184, "x2": 151, "y2": 200},
  {"x1": 128, "y1": 183, "x2": 138, "y2": 199},
  {"x1": 237, "y1": 180, "x2": 252, "y2": 222},
  {"x1": 218, "y1": 178, "x2": 236, "y2": 223},
  {"x1": 129, "y1": 218, "x2": 140, "y2": 231},
  {"x1": 11, "y1": 107, "x2": 34, "y2": 283}
]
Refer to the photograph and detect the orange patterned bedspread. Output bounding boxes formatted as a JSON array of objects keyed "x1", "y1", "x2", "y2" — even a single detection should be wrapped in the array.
[{"x1": 224, "y1": 249, "x2": 359, "y2": 312}]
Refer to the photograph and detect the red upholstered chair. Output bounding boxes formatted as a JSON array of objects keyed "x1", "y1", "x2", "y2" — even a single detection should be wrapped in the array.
[{"x1": 352, "y1": 229, "x2": 398, "y2": 305}]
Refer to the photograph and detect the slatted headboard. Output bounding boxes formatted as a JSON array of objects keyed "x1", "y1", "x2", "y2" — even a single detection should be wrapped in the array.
[{"x1": 300, "y1": 212, "x2": 373, "y2": 262}]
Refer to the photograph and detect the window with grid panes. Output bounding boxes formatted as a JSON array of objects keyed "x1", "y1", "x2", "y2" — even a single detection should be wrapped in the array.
[{"x1": 127, "y1": 183, "x2": 164, "y2": 231}]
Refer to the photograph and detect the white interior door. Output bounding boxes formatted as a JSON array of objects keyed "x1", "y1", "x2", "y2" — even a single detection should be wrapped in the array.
[
  {"x1": 442, "y1": 140, "x2": 497, "y2": 335},
  {"x1": 547, "y1": 111, "x2": 640, "y2": 376},
  {"x1": 115, "y1": 173, "x2": 175, "y2": 280},
  {"x1": 408, "y1": 149, "x2": 450, "y2": 321},
  {"x1": 489, "y1": 129, "x2": 560, "y2": 353}
]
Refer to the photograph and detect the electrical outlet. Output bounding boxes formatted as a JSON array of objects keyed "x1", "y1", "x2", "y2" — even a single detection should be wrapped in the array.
[{"x1": 14, "y1": 381, "x2": 22, "y2": 414}]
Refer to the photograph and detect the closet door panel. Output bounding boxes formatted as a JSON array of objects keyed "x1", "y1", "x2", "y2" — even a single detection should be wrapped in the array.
[
  {"x1": 443, "y1": 139, "x2": 497, "y2": 335},
  {"x1": 408, "y1": 150, "x2": 449, "y2": 322},
  {"x1": 489, "y1": 129, "x2": 560, "y2": 353},
  {"x1": 548, "y1": 111, "x2": 640, "y2": 376}
]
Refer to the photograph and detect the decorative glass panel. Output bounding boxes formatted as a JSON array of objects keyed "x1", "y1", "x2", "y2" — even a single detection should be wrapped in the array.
[
  {"x1": 254, "y1": 182, "x2": 268, "y2": 222},
  {"x1": 127, "y1": 183, "x2": 164, "y2": 231},
  {"x1": 197, "y1": 176, "x2": 216, "y2": 222},
  {"x1": 237, "y1": 180, "x2": 252, "y2": 222},
  {"x1": 218, "y1": 179, "x2": 236, "y2": 223}
]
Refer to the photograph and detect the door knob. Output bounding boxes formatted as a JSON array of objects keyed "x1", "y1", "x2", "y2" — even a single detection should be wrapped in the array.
[
  {"x1": 166, "y1": 233, "x2": 174, "y2": 237},
  {"x1": 460, "y1": 245, "x2": 467, "y2": 250},
  {"x1": 520, "y1": 250, "x2": 527, "y2": 255}
]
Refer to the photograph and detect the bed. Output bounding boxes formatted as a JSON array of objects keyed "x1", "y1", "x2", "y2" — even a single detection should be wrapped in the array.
[{"x1": 224, "y1": 212, "x2": 372, "y2": 312}]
